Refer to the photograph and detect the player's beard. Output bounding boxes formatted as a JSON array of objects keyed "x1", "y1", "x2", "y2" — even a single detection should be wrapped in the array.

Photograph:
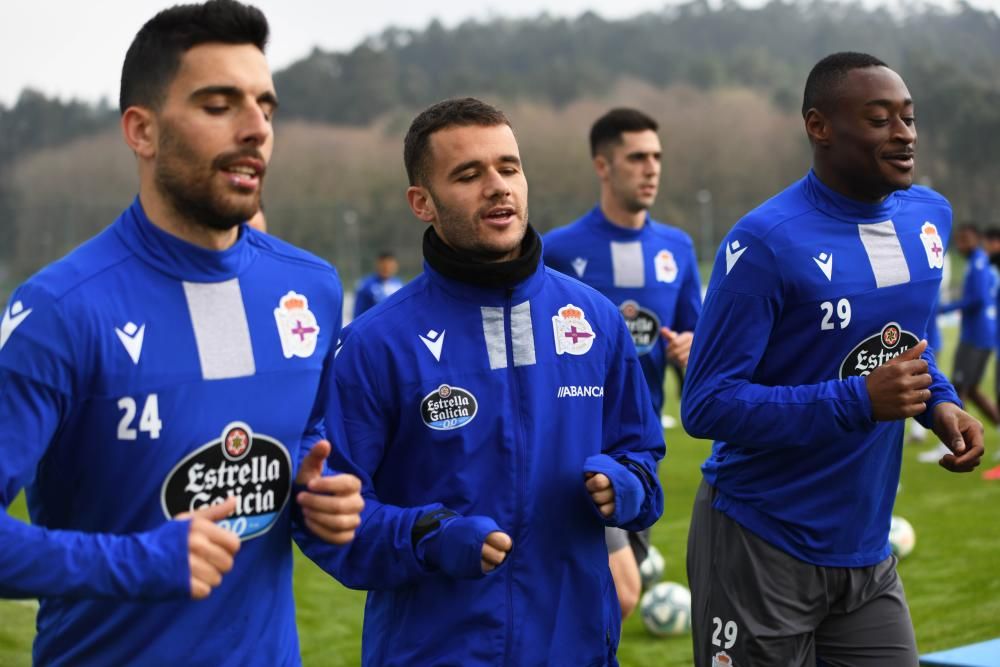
[
  {"x1": 154, "y1": 122, "x2": 263, "y2": 231},
  {"x1": 431, "y1": 192, "x2": 529, "y2": 263}
]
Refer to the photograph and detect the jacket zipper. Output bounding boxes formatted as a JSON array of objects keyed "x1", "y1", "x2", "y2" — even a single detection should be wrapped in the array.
[{"x1": 502, "y1": 287, "x2": 525, "y2": 665}]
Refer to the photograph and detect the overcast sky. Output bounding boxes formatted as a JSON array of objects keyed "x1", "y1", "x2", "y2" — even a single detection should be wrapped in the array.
[{"x1": 2, "y1": 0, "x2": 997, "y2": 107}]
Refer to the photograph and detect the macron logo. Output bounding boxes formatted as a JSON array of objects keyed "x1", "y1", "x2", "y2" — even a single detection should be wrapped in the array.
[
  {"x1": 0, "y1": 300, "x2": 32, "y2": 350},
  {"x1": 419, "y1": 329, "x2": 445, "y2": 362},
  {"x1": 725, "y1": 240, "x2": 747, "y2": 275},
  {"x1": 114, "y1": 322, "x2": 145, "y2": 365},
  {"x1": 571, "y1": 257, "x2": 588, "y2": 278},
  {"x1": 813, "y1": 252, "x2": 833, "y2": 281}
]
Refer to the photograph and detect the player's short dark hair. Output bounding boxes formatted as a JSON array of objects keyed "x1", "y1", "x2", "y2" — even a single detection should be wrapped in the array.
[
  {"x1": 958, "y1": 222, "x2": 980, "y2": 236},
  {"x1": 403, "y1": 98, "x2": 511, "y2": 186},
  {"x1": 802, "y1": 52, "x2": 888, "y2": 118},
  {"x1": 376, "y1": 251, "x2": 396, "y2": 261},
  {"x1": 119, "y1": 0, "x2": 269, "y2": 114},
  {"x1": 589, "y1": 108, "x2": 658, "y2": 158},
  {"x1": 984, "y1": 228, "x2": 1000, "y2": 241}
]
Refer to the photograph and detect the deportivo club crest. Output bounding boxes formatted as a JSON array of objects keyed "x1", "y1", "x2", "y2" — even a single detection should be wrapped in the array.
[
  {"x1": 840, "y1": 322, "x2": 920, "y2": 379},
  {"x1": 620, "y1": 300, "x2": 660, "y2": 355},
  {"x1": 920, "y1": 222, "x2": 944, "y2": 269},
  {"x1": 552, "y1": 304, "x2": 596, "y2": 356},
  {"x1": 654, "y1": 249, "x2": 678, "y2": 283},
  {"x1": 161, "y1": 422, "x2": 292, "y2": 541},
  {"x1": 274, "y1": 290, "x2": 320, "y2": 359}
]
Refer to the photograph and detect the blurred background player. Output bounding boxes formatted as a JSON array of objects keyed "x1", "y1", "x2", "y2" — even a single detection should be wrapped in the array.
[
  {"x1": 983, "y1": 227, "x2": 1000, "y2": 478},
  {"x1": 310, "y1": 97, "x2": 665, "y2": 666},
  {"x1": 542, "y1": 109, "x2": 701, "y2": 616},
  {"x1": 922, "y1": 224, "x2": 999, "y2": 462},
  {"x1": 683, "y1": 52, "x2": 983, "y2": 666},
  {"x1": 352, "y1": 251, "x2": 403, "y2": 318},
  {"x1": 0, "y1": 2, "x2": 363, "y2": 664}
]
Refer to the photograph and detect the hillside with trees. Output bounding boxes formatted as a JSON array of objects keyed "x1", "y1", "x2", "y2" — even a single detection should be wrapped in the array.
[{"x1": 2, "y1": 0, "x2": 998, "y2": 285}]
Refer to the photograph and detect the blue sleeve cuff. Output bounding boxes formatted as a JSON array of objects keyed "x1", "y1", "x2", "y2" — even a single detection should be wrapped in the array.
[
  {"x1": 583, "y1": 454, "x2": 645, "y2": 526},
  {"x1": 415, "y1": 514, "x2": 503, "y2": 579}
]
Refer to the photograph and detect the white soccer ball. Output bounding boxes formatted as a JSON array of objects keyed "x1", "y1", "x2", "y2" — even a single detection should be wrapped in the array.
[
  {"x1": 640, "y1": 581, "x2": 691, "y2": 637},
  {"x1": 889, "y1": 515, "x2": 916, "y2": 559},
  {"x1": 639, "y1": 544, "x2": 665, "y2": 590}
]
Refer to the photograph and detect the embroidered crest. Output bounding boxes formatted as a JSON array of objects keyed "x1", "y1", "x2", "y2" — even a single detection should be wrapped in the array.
[
  {"x1": 274, "y1": 291, "x2": 320, "y2": 359},
  {"x1": 552, "y1": 304, "x2": 596, "y2": 356},
  {"x1": 654, "y1": 249, "x2": 678, "y2": 283},
  {"x1": 712, "y1": 651, "x2": 734, "y2": 667},
  {"x1": 920, "y1": 222, "x2": 944, "y2": 269}
]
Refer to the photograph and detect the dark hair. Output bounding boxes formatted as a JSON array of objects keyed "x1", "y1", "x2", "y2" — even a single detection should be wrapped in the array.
[
  {"x1": 119, "y1": 0, "x2": 269, "y2": 114},
  {"x1": 403, "y1": 97, "x2": 510, "y2": 186},
  {"x1": 589, "y1": 108, "x2": 658, "y2": 157},
  {"x1": 984, "y1": 228, "x2": 1000, "y2": 241},
  {"x1": 958, "y1": 222, "x2": 980, "y2": 236},
  {"x1": 376, "y1": 251, "x2": 396, "y2": 261},
  {"x1": 802, "y1": 52, "x2": 888, "y2": 118}
]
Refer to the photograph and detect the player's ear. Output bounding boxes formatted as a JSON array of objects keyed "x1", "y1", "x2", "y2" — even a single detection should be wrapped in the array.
[
  {"x1": 593, "y1": 153, "x2": 610, "y2": 180},
  {"x1": 804, "y1": 108, "x2": 832, "y2": 147},
  {"x1": 407, "y1": 185, "x2": 436, "y2": 223},
  {"x1": 121, "y1": 106, "x2": 157, "y2": 159}
]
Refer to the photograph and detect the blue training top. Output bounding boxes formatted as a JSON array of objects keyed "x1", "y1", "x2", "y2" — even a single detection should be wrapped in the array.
[{"x1": 683, "y1": 171, "x2": 959, "y2": 567}]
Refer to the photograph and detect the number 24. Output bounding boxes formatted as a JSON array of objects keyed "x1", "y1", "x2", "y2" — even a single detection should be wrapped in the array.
[{"x1": 117, "y1": 394, "x2": 162, "y2": 440}]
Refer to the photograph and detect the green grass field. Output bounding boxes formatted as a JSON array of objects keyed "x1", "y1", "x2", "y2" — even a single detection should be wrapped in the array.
[{"x1": 1, "y1": 326, "x2": 999, "y2": 666}]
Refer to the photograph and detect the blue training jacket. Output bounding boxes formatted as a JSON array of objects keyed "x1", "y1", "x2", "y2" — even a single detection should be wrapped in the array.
[
  {"x1": 543, "y1": 206, "x2": 702, "y2": 414},
  {"x1": 0, "y1": 198, "x2": 343, "y2": 666},
  {"x1": 304, "y1": 258, "x2": 665, "y2": 666},
  {"x1": 353, "y1": 273, "x2": 404, "y2": 320},
  {"x1": 682, "y1": 171, "x2": 960, "y2": 567},
  {"x1": 939, "y1": 246, "x2": 997, "y2": 349}
]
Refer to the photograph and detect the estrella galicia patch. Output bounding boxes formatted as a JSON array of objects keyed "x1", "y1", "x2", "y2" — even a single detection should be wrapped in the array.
[
  {"x1": 840, "y1": 322, "x2": 920, "y2": 379},
  {"x1": 620, "y1": 300, "x2": 661, "y2": 355},
  {"x1": 161, "y1": 421, "x2": 292, "y2": 541},
  {"x1": 420, "y1": 384, "x2": 478, "y2": 431}
]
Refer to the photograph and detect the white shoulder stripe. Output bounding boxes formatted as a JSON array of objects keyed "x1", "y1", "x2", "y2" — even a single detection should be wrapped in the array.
[{"x1": 858, "y1": 221, "x2": 910, "y2": 288}]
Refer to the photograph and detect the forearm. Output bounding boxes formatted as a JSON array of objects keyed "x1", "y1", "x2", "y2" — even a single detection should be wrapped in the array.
[
  {"x1": 0, "y1": 515, "x2": 189, "y2": 600},
  {"x1": 293, "y1": 496, "x2": 439, "y2": 591}
]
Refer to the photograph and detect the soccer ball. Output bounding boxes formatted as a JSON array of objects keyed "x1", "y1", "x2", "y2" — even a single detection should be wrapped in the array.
[
  {"x1": 639, "y1": 544, "x2": 665, "y2": 589},
  {"x1": 640, "y1": 581, "x2": 691, "y2": 637},
  {"x1": 889, "y1": 516, "x2": 916, "y2": 559}
]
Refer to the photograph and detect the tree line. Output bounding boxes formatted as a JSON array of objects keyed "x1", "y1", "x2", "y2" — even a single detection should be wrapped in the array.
[{"x1": 1, "y1": 0, "x2": 998, "y2": 287}]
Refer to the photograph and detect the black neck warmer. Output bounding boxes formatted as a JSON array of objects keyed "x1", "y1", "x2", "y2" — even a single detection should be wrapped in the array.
[{"x1": 422, "y1": 225, "x2": 542, "y2": 289}]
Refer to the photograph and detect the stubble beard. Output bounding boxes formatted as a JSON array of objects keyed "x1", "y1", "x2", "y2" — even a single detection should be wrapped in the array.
[
  {"x1": 431, "y1": 192, "x2": 529, "y2": 263},
  {"x1": 155, "y1": 123, "x2": 261, "y2": 231}
]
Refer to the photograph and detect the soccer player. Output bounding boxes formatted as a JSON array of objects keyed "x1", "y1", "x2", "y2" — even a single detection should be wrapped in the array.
[
  {"x1": 352, "y1": 251, "x2": 403, "y2": 319},
  {"x1": 543, "y1": 108, "x2": 701, "y2": 416},
  {"x1": 542, "y1": 109, "x2": 701, "y2": 615},
  {"x1": 308, "y1": 97, "x2": 665, "y2": 665},
  {"x1": 682, "y1": 52, "x2": 984, "y2": 666},
  {"x1": 0, "y1": 2, "x2": 363, "y2": 664},
  {"x1": 937, "y1": 224, "x2": 999, "y2": 423}
]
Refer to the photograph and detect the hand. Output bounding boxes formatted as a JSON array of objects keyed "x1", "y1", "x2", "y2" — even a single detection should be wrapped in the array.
[
  {"x1": 585, "y1": 472, "x2": 615, "y2": 518},
  {"x1": 481, "y1": 531, "x2": 513, "y2": 573},
  {"x1": 176, "y1": 496, "x2": 241, "y2": 600},
  {"x1": 931, "y1": 402, "x2": 985, "y2": 472},
  {"x1": 865, "y1": 340, "x2": 932, "y2": 420},
  {"x1": 295, "y1": 440, "x2": 365, "y2": 544},
  {"x1": 661, "y1": 327, "x2": 693, "y2": 368}
]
